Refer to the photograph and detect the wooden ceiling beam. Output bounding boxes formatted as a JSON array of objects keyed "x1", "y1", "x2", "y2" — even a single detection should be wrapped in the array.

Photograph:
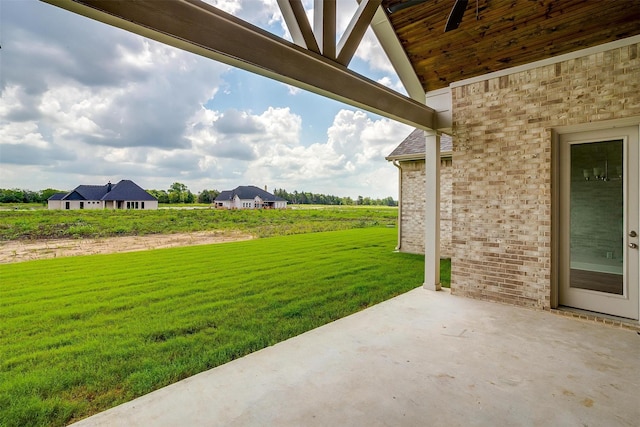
[{"x1": 41, "y1": 0, "x2": 435, "y2": 130}]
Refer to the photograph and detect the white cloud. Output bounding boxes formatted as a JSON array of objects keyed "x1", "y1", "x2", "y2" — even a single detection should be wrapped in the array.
[
  {"x1": 286, "y1": 85, "x2": 302, "y2": 95},
  {"x1": 0, "y1": 120, "x2": 48, "y2": 148},
  {"x1": 1, "y1": 0, "x2": 409, "y2": 198}
]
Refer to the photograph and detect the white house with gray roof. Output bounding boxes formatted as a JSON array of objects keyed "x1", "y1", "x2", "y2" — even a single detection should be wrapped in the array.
[
  {"x1": 386, "y1": 129, "x2": 453, "y2": 258},
  {"x1": 214, "y1": 186, "x2": 287, "y2": 210},
  {"x1": 47, "y1": 180, "x2": 158, "y2": 210}
]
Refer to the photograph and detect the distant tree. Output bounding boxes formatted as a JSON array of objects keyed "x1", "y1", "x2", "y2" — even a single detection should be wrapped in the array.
[
  {"x1": 381, "y1": 196, "x2": 397, "y2": 207},
  {"x1": 147, "y1": 189, "x2": 169, "y2": 203},
  {"x1": 341, "y1": 196, "x2": 354, "y2": 205},
  {"x1": 40, "y1": 188, "x2": 64, "y2": 202},
  {"x1": 0, "y1": 189, "x2": 23, "y2": 203},
  {"x1": 167, "y1": 182, "x2": 193, "y2": 203},
  {"x1": 168, "y1": 190, "x2": 181, "y2": 204},
  {"x1": 183, "y1": 190, "x2": 195, "y2": 204},
  {"x1": 197, "y1": 189, "x2": 220, "y2": 204},
  {"x1": 168, "y1": 182, "x2": 184, "y2": 192}
]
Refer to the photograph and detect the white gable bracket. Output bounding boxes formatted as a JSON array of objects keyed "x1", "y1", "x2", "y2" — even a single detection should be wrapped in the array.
[
  {"x1": 336, "y1": 0, "x2": 382, "y2": 66},
  {"x1": 368, "y1": 4, "x2": 424, "y2": 102}
]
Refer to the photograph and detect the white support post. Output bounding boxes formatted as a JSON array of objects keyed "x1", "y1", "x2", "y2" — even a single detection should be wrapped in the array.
[{"x1": 424, "y1": 130, "x2": 441, "y2": 291}]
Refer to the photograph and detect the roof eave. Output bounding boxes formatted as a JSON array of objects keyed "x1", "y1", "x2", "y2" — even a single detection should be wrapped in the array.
[{"x1": 385, "y1": 150, "x2": 453, "y2": 162}]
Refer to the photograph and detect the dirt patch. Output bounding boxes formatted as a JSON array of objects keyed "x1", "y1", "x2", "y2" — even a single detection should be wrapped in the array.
[{"x1": 0, "y1": 230, "x2": 254, "y2": 264}]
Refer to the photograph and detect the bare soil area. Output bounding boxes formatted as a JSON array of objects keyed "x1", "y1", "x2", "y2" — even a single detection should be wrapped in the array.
[{"x1": 0, "y1": 230, "x2": 254, "y2": 264}]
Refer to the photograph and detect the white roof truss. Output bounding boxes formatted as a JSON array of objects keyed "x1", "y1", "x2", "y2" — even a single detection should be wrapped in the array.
[
  {"x1": 336, "y1": 0, "x2": 381, "y2": 66},
  {"x1": 277, "y1": 0, "x2": 320, "y2": 54}
]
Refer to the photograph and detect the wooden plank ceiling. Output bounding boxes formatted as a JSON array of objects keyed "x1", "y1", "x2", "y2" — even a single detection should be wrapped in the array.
[{"x1": 382, "y1": 0, "x2": 640, "y2": 91}]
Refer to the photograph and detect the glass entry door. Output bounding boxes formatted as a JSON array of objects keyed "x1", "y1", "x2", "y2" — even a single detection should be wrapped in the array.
[{"x1": 559, "y1": 126, "x2": 639, "y2": 320}]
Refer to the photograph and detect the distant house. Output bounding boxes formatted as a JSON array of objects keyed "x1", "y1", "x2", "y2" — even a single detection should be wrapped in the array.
[
  {"x1": 214, "y1": 186, "x2": 287, "y2": 209},
  {"x1": 47, "y1": 180, "x2": 158, "y2": 210},
  {"x1": 386, "y1": 129, "x2": 453, "y2": 258}
]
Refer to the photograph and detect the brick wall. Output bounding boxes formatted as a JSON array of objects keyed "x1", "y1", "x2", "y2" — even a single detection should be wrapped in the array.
[
  {"x1": 450, "y1": 41, "x2": 640, "y2": 309},
  {"x1": 399, "y1": 158, "x2": 453, "y2": 258}
]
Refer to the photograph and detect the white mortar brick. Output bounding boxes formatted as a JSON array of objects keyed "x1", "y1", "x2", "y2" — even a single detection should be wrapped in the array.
[{"x1": 450, "y1": 41, "x2": 640, "y2": 309}]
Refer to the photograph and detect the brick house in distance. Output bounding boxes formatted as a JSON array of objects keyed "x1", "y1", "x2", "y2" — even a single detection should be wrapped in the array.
[
  {"x1": 214, "y1": 186, "x2": 287, "y2": 209},
  {"x1": 386, "y1": 129, "x2": 452, "y2": 258},
  {"x1": 48, "y1": 180, "x2": 158, "y2": 210}
]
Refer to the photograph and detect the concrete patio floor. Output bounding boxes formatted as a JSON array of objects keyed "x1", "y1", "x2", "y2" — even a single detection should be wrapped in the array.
[{"x1": 72, "y1": 288, "x2": 640, "y2": 426}]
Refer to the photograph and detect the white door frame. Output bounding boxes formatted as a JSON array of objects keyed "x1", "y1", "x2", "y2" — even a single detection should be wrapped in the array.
[{"x1": 554, "y1": 121, "x2": 639, "y2": 320}]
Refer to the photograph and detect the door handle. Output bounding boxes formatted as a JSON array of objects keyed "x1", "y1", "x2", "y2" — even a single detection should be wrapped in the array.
[
  {"x1": 630, "y1": 231, "x2": 638, "y2": 237},
  {"x1": 630, "y1": 243, "x2": 639, "y2": 249}
]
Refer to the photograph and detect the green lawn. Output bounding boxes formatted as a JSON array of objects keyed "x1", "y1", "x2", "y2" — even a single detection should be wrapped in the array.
[
  {"x1": 0, "y1": 206, "x2": 396, "y2": 240},
  {"x1": 0, "y1": 228, "x2": 429, "y2": 427}
]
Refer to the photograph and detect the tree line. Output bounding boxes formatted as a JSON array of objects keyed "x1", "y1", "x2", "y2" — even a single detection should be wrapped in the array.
[
  {"x1": 272, "y1": 188, "x2": 397, "y2": 206},
  {"x1": 1, "y1": 182, "x2": 396, "y2": 206},
  {"x1": 146, "y1": 182, "x2": 220, "y2": 204},
  {"x1": 0, "y1": 188, "x2": 62, "y2": 204}
]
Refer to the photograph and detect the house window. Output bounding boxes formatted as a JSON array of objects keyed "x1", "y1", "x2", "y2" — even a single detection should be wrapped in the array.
[
  {"x1": 80, "y1": 202, "x2": 84, "y2": 209},
  {"x1": 127, "y1": 202, "x2": 130, "y2": 209},
  {"x1": 65, "y1": 202, "x2": 70, "y2": 210},
  {"x1": 135, "y1": 202, "x2": 139, "y2": 209},
  {"x1": 141, "y1": 202, "x2": 145, "y2": 209}
]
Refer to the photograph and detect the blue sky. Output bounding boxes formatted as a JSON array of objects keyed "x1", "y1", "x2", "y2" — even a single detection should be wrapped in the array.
[{"x1": 0, "y1": 0, "x2": 414, "y2": 198}]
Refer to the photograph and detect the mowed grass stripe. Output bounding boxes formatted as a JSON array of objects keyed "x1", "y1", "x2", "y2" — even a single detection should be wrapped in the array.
[{"x1": 0, "y1": 228, "x2": 424, "y2": 427}]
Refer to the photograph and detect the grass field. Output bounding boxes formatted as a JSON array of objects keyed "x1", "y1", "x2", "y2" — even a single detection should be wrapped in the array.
[
  {"x1": 0, "y1": 227, "x2": 430, "y2": 427},
  {"x1": 0, "y1": 206, "x2": 396, "y2": 241}
]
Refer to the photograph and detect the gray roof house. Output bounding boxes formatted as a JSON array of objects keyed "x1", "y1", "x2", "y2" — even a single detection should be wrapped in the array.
[
  {"x1": 214, "y1": 186, "x2": 287, "y2": 210},
  {"x1": 386, "y1": 129, "x2": 452, "y2": 160},
  {"x1": 386, "y1": 130, "x2": 453, "y2": 257},
  {"x1": 47, "y1": 180, "x2": 158, "y2": 210}
]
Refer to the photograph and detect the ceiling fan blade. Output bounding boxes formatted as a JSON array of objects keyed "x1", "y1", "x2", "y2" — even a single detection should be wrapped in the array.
[
  {"x1": 387, "y1": 0, "x2": 429, "y2": 14},
  {"x1": 444, "y1": 0, "x2": 468, "y2": 32}
]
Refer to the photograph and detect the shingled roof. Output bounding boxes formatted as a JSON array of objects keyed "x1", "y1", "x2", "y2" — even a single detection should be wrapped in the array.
[
  {"x1": 49, "y1": 180, "x2": 156, "y2": 201},
  {"x1": 102, "y1": 180, "x2": 156, "y2": 201},
  {"x1": 47, "y1": 192, "x2": 67, "y2": 201},
  {"x1": 214, "y1": 186, "x2": 286, "y2": 202},
  {"x1": 385, "y1": 129, "x2": 452, "y2": 161}
]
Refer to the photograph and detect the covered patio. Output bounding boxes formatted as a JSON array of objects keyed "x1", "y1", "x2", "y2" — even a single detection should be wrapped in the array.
[
  {"x1": 37, "y1": 1, "x2": 640, "y2": 424},
  {"x1": 41, "y1": 0, "x2": 640, "y2": 321},
  {"x1": 71, "y1": 289, "x2": 639, "y2": 426}
]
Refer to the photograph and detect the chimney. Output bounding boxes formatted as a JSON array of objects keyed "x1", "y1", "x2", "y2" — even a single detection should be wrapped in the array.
[
  {"x1": 107, "y1": 181, "x2": 112, "y2": 192},
  {"x1": 264, "y1": 185, "x2": 267, "y2": 192}
]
